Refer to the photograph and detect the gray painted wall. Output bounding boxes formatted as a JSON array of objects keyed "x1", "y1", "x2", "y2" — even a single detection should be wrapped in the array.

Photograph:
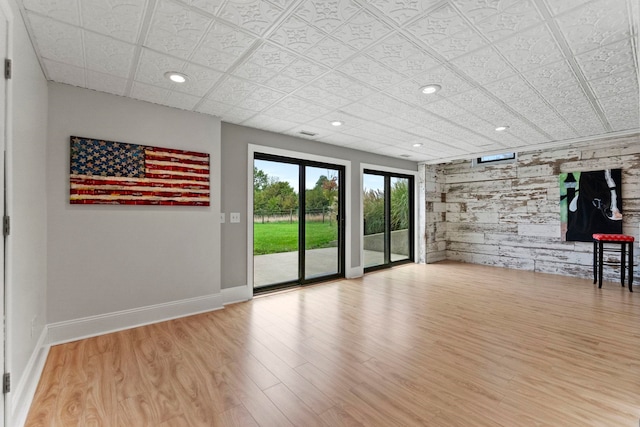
[
  {"x1": 424, "y1": 133, "x2": 640, "y2": 283},
  {"x1": 7, "y1": 0, "x2": 49, "y2": 410},
  {"x1": 221, "y1": 123, "x2": 417, "y2": 289},
  {"x1": 47, "y1": 84, "x2": 222, "y2": 323}
]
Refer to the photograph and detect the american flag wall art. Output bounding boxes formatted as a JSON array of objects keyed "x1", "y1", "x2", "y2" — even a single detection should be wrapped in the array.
[{"x1": 70, "y1": 136, "x2": 210, "y2": 206}]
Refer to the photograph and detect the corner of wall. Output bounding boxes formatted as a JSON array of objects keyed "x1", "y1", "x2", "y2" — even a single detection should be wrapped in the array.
[{"x1": 10, "y1": 327, "x2": 49, "y2": 427}]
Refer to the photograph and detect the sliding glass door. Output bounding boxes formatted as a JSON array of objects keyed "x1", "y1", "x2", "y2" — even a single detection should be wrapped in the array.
[
  {"x1": 253, "y1": 154, "x2": 344, "y2": 291},
  {"x1": 363, "y1": 170, "x2": 414, "y2": 271}
]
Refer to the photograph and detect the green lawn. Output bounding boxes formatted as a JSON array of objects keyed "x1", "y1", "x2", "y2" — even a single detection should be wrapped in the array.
[{"x1": 254, "y1": 221, "x2": 338, "y2": 255}]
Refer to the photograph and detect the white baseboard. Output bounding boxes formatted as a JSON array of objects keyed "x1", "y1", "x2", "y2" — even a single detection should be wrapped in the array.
[
  {"x1": 47, "y1": 293, "x2": 224, "y2": 345},
  {"x1": 222, "y1": 285, "x2": 252, "y2": 305},
  {"x1": 10, "y1": 327, "x2": 50, "y2": 427},
  {"x1": 346, "y1": 266, "x2": 364, "y2": 279}
]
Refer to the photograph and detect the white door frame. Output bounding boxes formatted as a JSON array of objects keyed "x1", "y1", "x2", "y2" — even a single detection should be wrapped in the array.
[{"x1": 0, "y1": 1, "x2": 10, "y2": 426}]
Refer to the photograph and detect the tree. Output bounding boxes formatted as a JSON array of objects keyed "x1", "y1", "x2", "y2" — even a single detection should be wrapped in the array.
[
  {"x1": 263, "y1": 181, "x2": 298, "y2": 212},
  {"x1": 254, "y1": 167, "x2": 268, "y2": 191}
]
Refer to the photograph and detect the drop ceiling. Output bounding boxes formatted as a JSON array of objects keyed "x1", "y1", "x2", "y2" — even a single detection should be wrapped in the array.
[{"x1": 18, "y1": 0, "x2": 640, "y2": 163}]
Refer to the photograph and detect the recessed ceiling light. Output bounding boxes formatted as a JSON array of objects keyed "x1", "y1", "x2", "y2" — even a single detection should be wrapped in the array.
[
  {"x1": 420, "y1": 84, "x2": 441, "y2": 95},
  {"x1": 330, "y1": 120, "x2": 343, "y2": 127},
  {"x1": 495, "y1": 126, "x2": 509, "y2": 132},
  {"x1": 412, "y1": 143, "x2": 423, "y2": 147},
  {"x1": 164, "y1": 71, "x2": 188, "y2": 83},
  {"x1": 400, "y1": 154, "x2": 412, "y2": 158}
]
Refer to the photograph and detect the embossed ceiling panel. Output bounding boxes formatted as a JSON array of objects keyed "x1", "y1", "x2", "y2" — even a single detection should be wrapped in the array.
[{"x1": 18, "y1": 0, "x2": 639, "y2": 163}]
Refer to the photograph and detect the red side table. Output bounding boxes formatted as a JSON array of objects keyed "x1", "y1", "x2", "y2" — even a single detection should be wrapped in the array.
[{"x1": 592, "y1": 233, "x2": 634, "y2": 292}]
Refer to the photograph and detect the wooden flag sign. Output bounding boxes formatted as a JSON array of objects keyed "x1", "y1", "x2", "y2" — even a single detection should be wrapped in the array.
[{"x1": 70, "y1": 136, "x2": 210, "y2": 206}]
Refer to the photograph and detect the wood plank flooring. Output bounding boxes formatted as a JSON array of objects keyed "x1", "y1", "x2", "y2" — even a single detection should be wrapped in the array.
[{"x1": 25, "y1": 262, "x2": 640, "y2": 426}]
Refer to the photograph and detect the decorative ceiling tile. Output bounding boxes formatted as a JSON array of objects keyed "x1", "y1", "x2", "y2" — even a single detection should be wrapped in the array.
[
  {"x1": 450, "y1": 46, "x2": 515, "y2": 84},
  {"x1": 483, "y1": 74, "x2": 535, "y2": 102},
  {"x1": 294, "y1": 0, "x2": 361, "y2": 33},
  {"x1": 537, "y1": 83, "x2": 589, "y2": 109},
  {"x1": 262, "y1": 105, "x2": 310, "y2": 123},
  {"x1": 268, "y1": 16, "x2": 325, "y2": 53},
  {"x1": 248, "y1": 43, "x2": 298, "y2": 70},
  {"x1": 174, "y1": 0, "x2": 225, "y2": 16},
  {"x1": 336, "y1": 56, "x2": 405, "y2": 89},
  {"x1": 472, "y1": 0, "x2": 542, "y2": 42},
  {"x1": 339, "y1": 103, "x2": 389, "y2": 121},
  {"x1": 225, "y1": 106, "x2": 258, "y2": 123},
  {"x1": 304, "y1": 36, "x2": 359, "y2": 67},
  {"x1": 263, "y1": 74, "x2": 306, "y2": 92},
  {"x1": 130, "y1": 81, "x2": 171, "y2": 105},
  {"x1": 242, "y1": 117, "x2": 298, "y2": 133},
  {"x1": 279, "y1": 58, "x2": 330, "y2": 83},
  {"x1": 189, "y1": 44, "x2": 241, "y2": 72},
  {"x1": 421, "y1": 99, "x2": 469, "y2": 119},
  {"x1": 199, "y1": 20, "x2": 258, "y2": 56},
  {"x1": 366, "y1": 34, "x2": 442, "y2": 77},
  {"x1": 86, "y1": 70, "x2": 128, "y2": 96},
  {"x1": 588, "y1": 69, "x2": 638, "y2": 99},
  {"x1": 294, "y1": 86, "x2": 352, "y2": 108},
  {"x1": 80, "y1": 0, "x2": 146, "y2": 43},
  {"x1": 365, "y1": 0, "x2": 442, "y2": 25},
  {"x1": 431, "y1": 29, "x2": 488, "y2": 61},
  {"x1": 311, "y1": 72, "x2": 375, "y2": 99},
  {"x1": 493, "y1": 24, "x2": 564, "y2": 73},
  {"x1": 555, "y1": 0, "x2": 631, "y2": 55},
  {"x1": 233, "y1": 62, "x2": 277, "y2": 83},
  {"x1": 451, "y1": 0, "x2": 521, "y2": 24},
  {"x1": 83, "y1": 32, "x2": 135, "y2": 78},
  {"x1": 521, "y1": 59, "x2": 579, "y2": 91},
  {"x1": 27, "y1": 14, "x2": 84, "y2": 67},
  {"x1": 196, "y1": 99, "x2": 234, "y2": 116},
  {"x1": 164, "y1": 91, "x2": 201, "y2": 110},
  {"x1": 599, "y1": 90, "x2": 639, "y2": 127},
  {"x1": 277, "y1": 96, "x2": 333, "y2": 116},
  {"x1": 361, "y1": 93, "x2": 413, "y2": 115},
  {"x1": 405, "y1": 3, "x2": 469, "y2": 45},
  {"x1": 332, "y1": 9, "x2": 393, "y2": 50},
  {"x1": 42, "y1": 58, "x2": 85, "y2": 86},
  {"x1": 383, "y1": 79, "x2": 431, "y2": 105},
  {"x1": 544, "y1": 0, "x2": 597, "y2": 16},
  {"x1": 178, "y1": 63, "x2": 224, "y2": 96},
  {"x1": 134, "y1": 49, "x2": 185, "y2": 89},
  {"x1": 218, "y1": 0, "x2": 284, "y2": 36},
  {"x1": 574, "y1": 38, "x2": 636, "y2": 81},
  {"x1": 22, "y1": 0, "x2": 79, "y2": 25},
  {"x1": 244, "y1": 86, "x2": 286, "y2": 105},
  {"x1": 206, "y1": 76, "x2": 259, "y2": 104},
  {"x1": 145, "y1": 0, "x2": 212, "y2": 58}
]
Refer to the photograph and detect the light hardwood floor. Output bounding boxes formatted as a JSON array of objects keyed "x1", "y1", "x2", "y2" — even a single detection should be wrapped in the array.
[{"x1": 25, "y1": 262, "x2": 640, "y2": 426}]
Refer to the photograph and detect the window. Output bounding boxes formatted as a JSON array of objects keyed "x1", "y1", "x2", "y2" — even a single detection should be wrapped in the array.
[{"x1": 473, "y1": 152, "x2": 516, "y2": 166}]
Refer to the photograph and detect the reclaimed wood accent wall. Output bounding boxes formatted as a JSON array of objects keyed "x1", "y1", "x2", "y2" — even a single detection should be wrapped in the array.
[{"x1": 423, "y1": 133, "x2": 640, "y2": 283}]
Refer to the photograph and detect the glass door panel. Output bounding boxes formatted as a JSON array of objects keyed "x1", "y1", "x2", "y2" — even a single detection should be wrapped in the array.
[
  {"x1": 390, "y1": 177, "x2": 411, "y2": 262},
  {"x1": 304, "y1": 166, "x2": 340, "y2": 280},
  {"x1": 253, "y1": 159, "x2": 299, "y2": 288},
  {"x1": 363, "y1": 173, "x2": 386, "y2": 269},
  {"x1": 253, "y1": 154, "x2": 345, "y2": 291}
]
